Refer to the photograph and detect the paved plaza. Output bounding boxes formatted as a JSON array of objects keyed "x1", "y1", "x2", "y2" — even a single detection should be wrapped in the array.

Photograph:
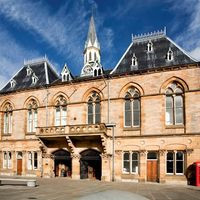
[{"x1": 0, "y1": 177, "x2": 200, "y2": 200}]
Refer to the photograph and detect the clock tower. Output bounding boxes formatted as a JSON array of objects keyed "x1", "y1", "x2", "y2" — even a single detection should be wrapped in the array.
[{"x1": 81, "y1": 16, "x2": 103, "y2": 77}]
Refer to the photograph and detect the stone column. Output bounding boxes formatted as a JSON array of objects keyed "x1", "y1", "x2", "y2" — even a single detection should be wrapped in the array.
[
  {"x1": 101, "y1": 153, "x2": 112, "y2": 181},
  {"x1": 0, "y1": 151, "x2": 2, "y2": 172},
  {"x1": 71, "y1": 154, "x2": 80, "y2": 180},
  {"x1": 139, "y1": 150, "x2": 147, "y2": 182},
  {"x1": 22, "y1": 151, "x2": 27, "y2": 176},
  {"x1": 159, "y1": 150, "x2": 166, "y2": 183},
  {"x1": 42, "y1": 153, "x2": 54, "y2": 178},
  {"x1": 12, "y1": 151, "x2": 17, "y2": 175}
]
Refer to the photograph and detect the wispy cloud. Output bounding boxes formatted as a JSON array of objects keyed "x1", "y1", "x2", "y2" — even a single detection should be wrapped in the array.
[
  {"x1": 171, "y1": 0, "x2": 200, "y2": 60},
  {"x1": 0, "y1": 0, "x2": 88, "y2": 66},
  {"x1": 0, "y1": 0, "x2": 115, "y2": 70},
  {"x1": 0, "y1": 28, "x2": 39, "y2": 89}
]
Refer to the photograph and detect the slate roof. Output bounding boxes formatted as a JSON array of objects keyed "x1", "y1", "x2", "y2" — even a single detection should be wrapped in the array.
[
  {"x1": 111, "y1": 30, "x2": 196, "y2": 74},
  {"x1": 0, "y1": 58, "x2": 59, "y2": 93}
]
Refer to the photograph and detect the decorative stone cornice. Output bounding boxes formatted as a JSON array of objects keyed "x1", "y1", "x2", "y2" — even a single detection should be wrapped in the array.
[
  {"x1": 101, "y1": 153, "x2": 112, "y2": 159},
  {"x1": 71, "y1": 154, "x2": 80, "y2": 159}
]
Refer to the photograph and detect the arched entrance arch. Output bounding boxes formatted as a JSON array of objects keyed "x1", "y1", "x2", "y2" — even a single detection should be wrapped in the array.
[
  {"x1": 53, "y1": 150, "x2": 72, "y2": 177},
  {"x1": 80, "y1": 149, "x2": 101, "y2": 180}
]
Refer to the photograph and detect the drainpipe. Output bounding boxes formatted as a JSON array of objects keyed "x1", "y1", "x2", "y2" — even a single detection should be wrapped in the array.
[{"x1": 107, "y1": 79, "x2": 110, "y2": 123}]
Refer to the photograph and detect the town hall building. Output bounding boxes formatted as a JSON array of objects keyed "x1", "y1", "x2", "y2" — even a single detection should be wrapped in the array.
[{"x1": 0, "y1": 16, "x2": 199, "y2": 184}]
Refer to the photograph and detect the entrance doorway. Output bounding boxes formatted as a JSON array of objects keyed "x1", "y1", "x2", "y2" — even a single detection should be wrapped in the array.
[
  {"x1": 53, "y1": 150, "x2": 72, "y2": 177},
  {"x1": 17, "y1": 152, "x2": 23, "y2": 175},
  {"x1": 147, "y1": 152, "x2": 158, "y2": 182},
  {"x1": 80, "y1": 149, "x2": 101, "y2": 180}
]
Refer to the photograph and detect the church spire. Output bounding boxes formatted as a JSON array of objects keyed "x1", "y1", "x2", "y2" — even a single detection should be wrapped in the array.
[
  {"x1": 81, "y1": 15, "x2": 103, "y2": 77},
  {"x1": 84, "y1": 15, "x2": 100, "y2": 50}
]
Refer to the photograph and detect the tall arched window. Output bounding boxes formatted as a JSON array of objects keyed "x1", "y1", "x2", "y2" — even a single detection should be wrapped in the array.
[
  {"x1": 27, "y1": 99, "x2": 38, "y2": 133},
  {"x1": 124, "y1": 88, "x2": 140, "y2": 127},
  {"x1": 165, "y1": 82, "x2": 184, "y2": 125},
  {"x1": 55, "y1": 95, "x2": 67, "y2": 126},
  {"x1": 87, "y1": 91, "x2": 101, "y2": 124},
  {"x1": 3, "y1": 103, "x2": 13, "y2": 134}
]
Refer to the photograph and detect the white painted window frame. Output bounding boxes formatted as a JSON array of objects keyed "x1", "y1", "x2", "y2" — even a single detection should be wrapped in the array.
[
  {"x1": 124, "y1": 98, "x2": 140, "y2": 128},
  {"x1": 122, "y1": 151, "x2": 139, "y2": 175}
]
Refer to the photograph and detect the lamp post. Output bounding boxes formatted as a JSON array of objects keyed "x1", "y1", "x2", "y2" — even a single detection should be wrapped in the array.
[{"x1": 105, "y1": 123, "x2": 116, "y2": 182}]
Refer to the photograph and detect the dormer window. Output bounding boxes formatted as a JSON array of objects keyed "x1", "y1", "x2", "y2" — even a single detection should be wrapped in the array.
[
  {"x1": 61, "y1": 64, "x2": 72, "y2": 82},
  {"x1": 32, "y1": 73, "x2": 38, "y2": 85},
  {"x1": 166, "y1": 47, "x2": 174, "y2": 61},
  {"x1": 131, "y1": 53, "x2": 138, "y2": 67},
  {"x1": 147, "y1": 41, "x2": 153, "y2": 52},
  {"x1": 62, "y1": 73, "x2": 70, "y2": 82},
  {"x1": 26, "y1": 66, "x2": 32, "y2": 76},
  {"x1": 10, "y1": 79, "x2": 16, "y2": 88}
]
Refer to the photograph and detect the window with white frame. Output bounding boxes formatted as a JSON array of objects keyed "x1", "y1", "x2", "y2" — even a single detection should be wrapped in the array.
[
  {"x1": 87, "y1": 91, "x2": 101, "y2": 124},
  {"x1": 3, "y1": 151, "x2": 12, "y2": 169},
  {"x1": 3, "y1": 103, "x2": 13, "y2": 134},
  {"x1": 165, "y1": 82, "x2": 184, "y2": 125},
  {"x1": 147, "y1": 41, "x2": 153, "y2": 52},
  {"x1": 27, "y1": 99, "x2": 38, "y2": 133},
  {"x1": 55, "y1": 95, "x2": 67, "y2": 126},
  {"x1": 27, "y1": 152, "x2": 38, "y2": 170},
  {"x1": 166, "y1": 47, "x2": 174, "y2": 61},
  {"x1": 166, "y1": 151, "x2": 184, "y2": 174},
  {"x1": 123, "y1": 151, "x2": 139, "y2": 174},
  {"x1": 131, "y1": 53, "x2": 138, "y2": 67},
  {"x1": 124, "y1": 88, "x2": 140, "y2": 127},
  {"x1": 10, "y1": 79, "x2": 16, "y2": 88},
  {"x1": 32, "y1": 73, "x2": 38, "y2": 85},
  {"x1": 26, "y1": 66, "x2": 32, "y2": 76}
]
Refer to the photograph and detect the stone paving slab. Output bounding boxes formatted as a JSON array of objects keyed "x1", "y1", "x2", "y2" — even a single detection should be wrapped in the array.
[{"x1": 0, "y1": 177, "x2": 200, "y2": 200}]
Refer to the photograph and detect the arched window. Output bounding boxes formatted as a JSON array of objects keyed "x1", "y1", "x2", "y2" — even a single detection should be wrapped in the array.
[
  {"x1": 3, "y1": 103, "x2": 13, "y2": 134},
  {"x1": 98, "y1": 69, "x2": 101, "y2": 76},
  {"x1": 55, "y1": 95, "x2": 67, "y2": 126},
  {"x1": 124, "y1": 88, "x2": 140, "y2": 127},
  {"x1": 27, "y1": 99, "x2": 38, "y2": 133},
  {"x1": 147, "y1": 41, "x2": 153, "y2": 52},
  {"x1": 87, "y1": 91, "x2": 101, "y2": 124},
  {"x1": 131, "y1": 53, "x2": 138, "y2": 67},
  {"x1": 94, "y1": 69, "x2": 97, "y2": 77},
  {"x1": 166, "y1": 47, "x2": 174, "y2": 61},
  {"x1": 89, "y1": 52, "x2": 92, "y2": 61},
  {"x1": 165, "y1": 82, "x2": 184, "y2": 125},
  {"x1": 94, "y1": 52, "x2": 97, "y2": 61}
]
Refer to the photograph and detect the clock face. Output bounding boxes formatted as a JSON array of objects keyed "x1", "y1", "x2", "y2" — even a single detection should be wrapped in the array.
[{"x1": 83, "y1": 65, "x2": 92, "y2": 74}]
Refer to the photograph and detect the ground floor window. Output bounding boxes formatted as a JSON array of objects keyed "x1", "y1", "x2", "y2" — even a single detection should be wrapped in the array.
[
  {"x1": 27, "y1": 152, "x2": 38, "y2": 170},
  {"x1": 166, "y1": 151, "x2": 184, "y2": 174},
  {"x1": 3, "y1": 151, "x2": 12, "y2": 169},
  {"x1": 123, "y1": 151, "x2": 139, "y2": 174}
]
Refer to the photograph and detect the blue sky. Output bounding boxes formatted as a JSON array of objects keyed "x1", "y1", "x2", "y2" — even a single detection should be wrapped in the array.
[{"x1": 0, "y1": 0, "x2": 199, "y2": 88}]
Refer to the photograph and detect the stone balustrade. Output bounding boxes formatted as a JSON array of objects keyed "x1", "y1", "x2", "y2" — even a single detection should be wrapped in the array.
[
  {"x1": 36, "y1": 124, "x2": 107, "y2": 136},
  {"x1": 36, "y1": 126, "x2": 66, "y2": 136}
]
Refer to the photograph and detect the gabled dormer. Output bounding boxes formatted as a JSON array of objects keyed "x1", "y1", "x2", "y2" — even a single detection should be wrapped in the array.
[
  {"x1": 26, "y1": 66, "x2": 32, "y2": 76},
  {"x1": 61, "y1": 64, "x2": 73, "y2": 82},
  {"x1": 32, "y1": 73, "x2": 38, "y2": 85},
  {"x1": 10, "y1": 79, "x2": 16, "y2": 88}
]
